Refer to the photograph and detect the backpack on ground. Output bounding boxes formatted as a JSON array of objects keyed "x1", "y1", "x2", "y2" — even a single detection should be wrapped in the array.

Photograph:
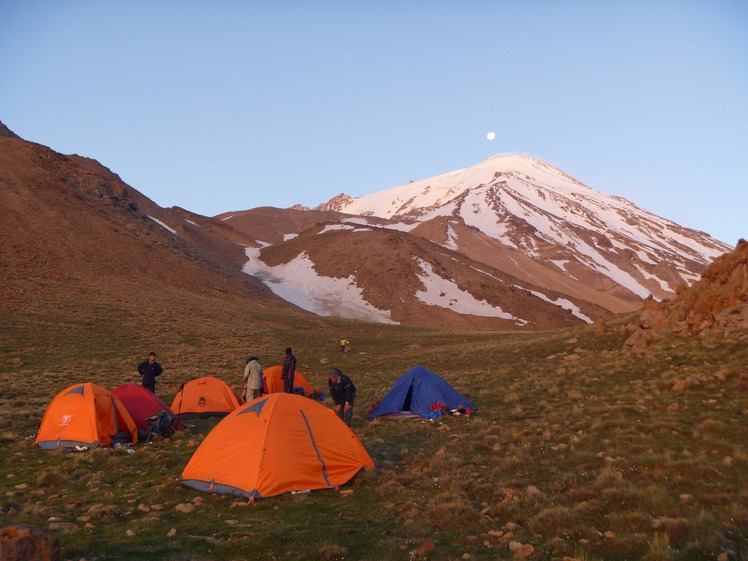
[{"x1": 143, "y1": 409, "x2": 176, "y2": 441}]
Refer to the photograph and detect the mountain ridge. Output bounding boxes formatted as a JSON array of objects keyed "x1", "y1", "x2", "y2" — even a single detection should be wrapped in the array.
[{"x1": 220, "y1": 153, "x2": 731, "y2": 328}]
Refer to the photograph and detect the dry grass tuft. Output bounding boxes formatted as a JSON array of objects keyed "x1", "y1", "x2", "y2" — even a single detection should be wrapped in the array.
[
  {"x1": 315, "y1": 543, "x2": 348, "y2": 561},
  {"x1": 422, "y1": 493, "x2": 479, "y2": 532},
  {"x1": 527, "y1": 506, "x2": 584, "y2": 539}
]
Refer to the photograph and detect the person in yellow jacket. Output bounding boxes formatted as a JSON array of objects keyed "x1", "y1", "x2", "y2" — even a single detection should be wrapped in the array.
[{"x1": 340, "y1": 338, "x2": 349, "y2": 353}]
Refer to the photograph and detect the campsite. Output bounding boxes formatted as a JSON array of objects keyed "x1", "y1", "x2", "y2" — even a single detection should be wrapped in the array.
[{"x1": 1, "y1": 277, "x2": 746, "y2": 561}]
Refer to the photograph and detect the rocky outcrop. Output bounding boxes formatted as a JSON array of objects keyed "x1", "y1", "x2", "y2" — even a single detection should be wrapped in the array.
[
  {"x1": 0, "y1": 121, "x2": 21, "y2": 139},
  {"x1": 625, "y1": 240, "x2": 748, "y2": 349},
  {"x1": 0, "y1": 525, "x2": 61, "y2": 561}
]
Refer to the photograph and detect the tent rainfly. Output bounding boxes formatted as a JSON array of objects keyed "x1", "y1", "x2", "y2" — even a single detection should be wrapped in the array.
[
  {"x1": 366, "y1": 365, "x2": 476, "y2": 420},
  {"x1": 36, "y1": 382, "x2": 139, "y2": 450},
  {"x1": 180, "y1": 393, "x2": 374, "y2": 500},
  {"x1": 111, "y1": 383, "x2": 185, "y2": 436},
  {"x1": 171, "y1": 376, "x2": 243, "y2": 419}
]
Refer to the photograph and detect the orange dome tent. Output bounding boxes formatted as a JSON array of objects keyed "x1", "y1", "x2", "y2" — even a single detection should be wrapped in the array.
[
  {"x1": 180, "y1": 393, "x2": 374, "y2": 500},
  {"x1": 36, "y1": 382, "x2": 138, "y2": 450},
  {"x1": 170, "y1": 376, "x2": 243, "y2": 419},
  {"x1": 263, "y1": 365, "x2": 315, "y2": 396}
]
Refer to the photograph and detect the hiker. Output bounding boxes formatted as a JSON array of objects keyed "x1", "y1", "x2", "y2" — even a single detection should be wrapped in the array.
[
  {"x1": 328, "y1": 368, "x2": 357, "y2": 426},
  {"x1": 281, "y1": 347, "x2": 296, "y2": 394},
  {"x1": 137, "y1": 352, "x2": 163, "y2": 393},
  {"x1": 340, "y1": 338, "x2": 349, "y2": 353},
  {"x1": 242, "y1": 355, "x2": 264, "y2": 402}
]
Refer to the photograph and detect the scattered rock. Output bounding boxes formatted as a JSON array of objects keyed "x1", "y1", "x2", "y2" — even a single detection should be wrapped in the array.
[
  {"x1": 714, "y1": 368, "x2": 729, "y2": 381},
  {"x1": 508, "y1": 541, "x2": 535, "y2": 558},
  {"x1": 47, "y1": 523, "x2": 78, "y2": 534},
  {"x1": 175, "y1": 503, "x2": 196, "y2": 513},
  {"x1": 167, "y1": 528, "x2": 177, "y2": 537},
  {"x1": 85, "y1": 503, "x2": 120, "y2": 521},
  {"x1": 410, "y1": 538, "x2": 435, "y2": 557}
]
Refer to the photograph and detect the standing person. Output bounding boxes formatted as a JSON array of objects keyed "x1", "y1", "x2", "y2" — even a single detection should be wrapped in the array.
[
  {"x1": 242, "y1": 355, "x2": 263, "y2": 402},
  {"x1": 138, "y1": 352, "x2": 163, "y2": 393},
  {"x1": 328, "y1": 368, "x2": 357, "y2": 426},
  {"x1": 340, "y1": 338, "x2": 349, "y2": 353},
  {"x1": 281, "y1": 347, "x2": 296, "y2": 394}
]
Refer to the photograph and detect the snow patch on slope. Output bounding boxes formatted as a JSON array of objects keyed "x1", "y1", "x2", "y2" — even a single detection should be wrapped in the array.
[
  {"x1": 148, "y1": 216, "x2": 177, "y2": 235},
  {"x1": 517, "y1": 287, "x2": 593, "y2": 323},
  {"x1": 242, "y1": 247, "x2": 397, "y2": 323},
  {"x1": 415, "y1": 259, "x2": 528, "y2": 325}
]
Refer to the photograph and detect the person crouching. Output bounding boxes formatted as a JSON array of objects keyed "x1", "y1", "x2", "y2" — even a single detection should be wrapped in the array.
[{"x1": 328, "y1": 368, "x2": 357, "y2": 426}]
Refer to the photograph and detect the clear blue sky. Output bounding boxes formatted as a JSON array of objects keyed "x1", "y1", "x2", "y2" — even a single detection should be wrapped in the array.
[{"x1": 2, "y1": 1, "x2": 746, "y2": 246}]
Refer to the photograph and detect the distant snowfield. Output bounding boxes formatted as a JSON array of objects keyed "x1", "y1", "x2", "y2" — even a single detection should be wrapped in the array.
[
  {"x1": 242, "y1": 247, "x2": 398, "y2": 324},
  {"x1": 240, "y1": 224, "x2": 592, "y2": 326}
]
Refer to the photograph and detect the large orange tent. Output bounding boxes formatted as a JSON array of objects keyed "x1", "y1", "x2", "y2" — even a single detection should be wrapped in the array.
[
  {"x1": 180, "y1": 393, "x2": 374, "y2": 500},
  {"x1": 170, "y1": 376, "x2": 243, "y2": 419},
  {"x1": 36, "y1": 382, "x2": 138, "y2": 450},
  {"x1": 263, "y1": 365, "x2": 315, "y2": 396}
]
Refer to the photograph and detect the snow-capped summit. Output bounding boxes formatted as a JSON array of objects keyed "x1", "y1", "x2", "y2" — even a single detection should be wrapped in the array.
[
  {"x1": 317, "y1": 154, "x2": 591, "y2": 219},
  {"x1": 315, "y1": 154, "x2": 729, "y2": 302}
]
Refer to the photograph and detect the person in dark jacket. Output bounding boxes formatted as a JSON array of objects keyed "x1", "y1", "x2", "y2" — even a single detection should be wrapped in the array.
[
  {"x1": 138, "y1": 352, "x2": 163, "y2": 393},
  {"x1": 328, "y1": 368, "x2": 357, "y2": 426},
  {"x1": 281, "y1": 347, "x2": 296, "y2": 394}
]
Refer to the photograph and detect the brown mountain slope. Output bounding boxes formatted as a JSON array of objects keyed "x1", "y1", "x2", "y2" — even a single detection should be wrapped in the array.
[
  {"x1": 257, "y1": 224, "x2": 612, "y2": 330},
  {"x1": 625, "y1": 239, "x2": 748, "y2": 348},
  {"x1": 0, "y1": 132, "x2": 287, "y2": 311},
  {"x1": 215, "y1": 206, "x2": 397, "y2": 245}
]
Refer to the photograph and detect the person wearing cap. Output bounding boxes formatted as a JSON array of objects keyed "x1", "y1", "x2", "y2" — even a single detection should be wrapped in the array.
[
  {"x1": 138, "y1": 352, "x2": 163, "y2": 394},
  {"x1": 328, "y1": 368, "x2": 357, "y2": 426},
  {"x1": 242, "y1": 355, "x2": 264, "y2": 402},
  {"x1": 281, "y1": 347, "x2": 296, "y2": 394}
]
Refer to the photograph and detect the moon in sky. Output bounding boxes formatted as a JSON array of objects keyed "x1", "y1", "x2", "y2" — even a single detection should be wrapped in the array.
[{"x1": 486, "y1": 131, "x2": 496, "y2": 140}]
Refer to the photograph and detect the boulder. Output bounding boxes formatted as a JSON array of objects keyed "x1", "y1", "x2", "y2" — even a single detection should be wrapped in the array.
[{"x1": 0, "y1": 524, "x2": 61, "y2": 561}]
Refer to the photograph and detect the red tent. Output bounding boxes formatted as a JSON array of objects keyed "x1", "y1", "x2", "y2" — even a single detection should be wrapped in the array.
[{"x1": 111, "y1": 383, "x2": 185, "y2": 433}]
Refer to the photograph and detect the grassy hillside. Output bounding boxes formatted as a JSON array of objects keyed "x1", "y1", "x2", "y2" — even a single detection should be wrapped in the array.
[{"x1": 1, "y1": 279, "x2": 746, "y2": 560}]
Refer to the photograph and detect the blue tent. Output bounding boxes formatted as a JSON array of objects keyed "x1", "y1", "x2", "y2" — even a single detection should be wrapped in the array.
[{"x1": 366, "y1": 366, "x2": 476, "y2": 420}]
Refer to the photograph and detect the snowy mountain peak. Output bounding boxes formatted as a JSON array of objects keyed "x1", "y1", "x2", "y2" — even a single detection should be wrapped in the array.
[
  {"x1": 316, "y1": 154, "x2": 594, "y2": 220},
  {"x1": 311, "y1": 154, "x2": 730, "y2": 310},
  {"x1": 229, "y1": 154, "x2": 731, "y2": 330}
]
